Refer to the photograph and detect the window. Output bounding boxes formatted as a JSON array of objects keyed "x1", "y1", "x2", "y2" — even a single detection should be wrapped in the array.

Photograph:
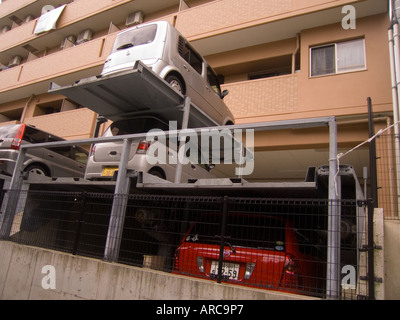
[
  {"x1": 206, "y1": 66, "x2": 222, "y2": 96},
  {"x1": 310, "y1": 38, "x2": 365, "y2": 77},
  {"x1": 111, "y1": 24, "x2": 157, "y2": 53},
  {"x1": 178, "y1": 36, "x2": 203, "y2": 74}
]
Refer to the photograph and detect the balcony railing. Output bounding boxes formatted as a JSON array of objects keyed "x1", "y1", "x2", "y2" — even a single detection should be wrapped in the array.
[
  {"x1": 0, "y1": 36, "x2": 112, "y2": 93},
  {"x1": 24, "y1": 108, "x2": 96, "y2": 140},
  {"x1": 222, "y1": 74, "x2": 298, "y2": 121}
]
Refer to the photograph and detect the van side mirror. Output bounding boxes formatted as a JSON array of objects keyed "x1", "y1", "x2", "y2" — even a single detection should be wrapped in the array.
[{"x1": 221, "y1": 89, "x2": 229, "y2": 99}]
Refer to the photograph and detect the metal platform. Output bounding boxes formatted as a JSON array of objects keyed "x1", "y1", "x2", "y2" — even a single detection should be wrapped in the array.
[{"x1": 49, "y1": 61, "x2": 218, "y2": 129}]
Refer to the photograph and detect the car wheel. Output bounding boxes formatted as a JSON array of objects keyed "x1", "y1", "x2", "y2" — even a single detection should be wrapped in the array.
[
  {"x1": 148, "y1": 168, "x2": 166, "y2": 180},
  {"x1": 25, "y1": 164, "x2": 49, "y2": 177},
  {"x1": 165, "y1": 75, "x2": 184, "y2": 94}
]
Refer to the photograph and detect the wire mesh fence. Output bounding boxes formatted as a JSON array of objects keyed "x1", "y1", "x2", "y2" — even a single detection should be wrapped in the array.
[
  {"x1": 0, "y1": 188, "x2": 369, "y2": 299},
  {"x1": 376, "y1": 133, "x2": 400, "y2": 219}
]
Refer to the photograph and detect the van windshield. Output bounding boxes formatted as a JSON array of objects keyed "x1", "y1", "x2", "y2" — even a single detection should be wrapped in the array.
[{"x1": 111, "y1": 24, "x2": 158, "y2": 53}]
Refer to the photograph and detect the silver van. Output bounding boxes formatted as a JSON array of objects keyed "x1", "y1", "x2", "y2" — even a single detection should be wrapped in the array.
[
  {"x1": 101, "y1": 21, "x2": 234, "y2": 126},
  {"x1": 0, "y1": 124, "x2": 88, "y2": 178},
  {"x1": 84, "y1": 116, "x2": 215, "y2": 182}
]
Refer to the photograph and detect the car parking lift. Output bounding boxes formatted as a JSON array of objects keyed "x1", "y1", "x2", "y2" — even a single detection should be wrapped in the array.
[{"x1": 0, "y1": 62, "x2": 366, "y2": 299}]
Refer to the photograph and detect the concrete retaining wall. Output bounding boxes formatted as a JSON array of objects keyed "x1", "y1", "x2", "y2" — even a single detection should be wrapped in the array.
[
  {"x1": 0, "y1": 241, "x2": 312, "y2": 300},
  {"x1": 384, "y1": 219, "x2": 400, "y2": 299}
]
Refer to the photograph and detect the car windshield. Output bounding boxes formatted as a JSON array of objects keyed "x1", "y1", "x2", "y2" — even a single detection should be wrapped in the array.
[
  {"x1": 185, "y1": 214, "x2": 286, "y2": 251},
  {"x1": 111, "y1": 24, "x2": 157, "y2": 53},
  {"x1": 104, "y1": 117, "x2": 168, "y2": 137}
]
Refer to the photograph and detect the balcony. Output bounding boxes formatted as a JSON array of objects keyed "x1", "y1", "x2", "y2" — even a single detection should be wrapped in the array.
[
  {"x1": 0, "y1": 0, "x2": 180, "y2": 65},
  {"x1": 182, "y1": 0, "x2": 387, "y2": 56},
  {"x1": 0, "y1": 35, "x2": 112, "y2": 103},
  {"x1": 222, "y1": 74, "x2": 298, "y2": 122},
  {"x1": 24, "y1": 107, "x2": 96, "y2": 140}
]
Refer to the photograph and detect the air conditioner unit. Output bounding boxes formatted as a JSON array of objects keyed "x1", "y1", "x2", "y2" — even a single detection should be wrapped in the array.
[
  {"x1": 41, "y1": 5, "x2": 55, "y2": 14},
  {"x1": 8, "y1": 56, "x2": 22, "y2": 68},
  {"x1": 126, "y1": 11, "x2": 144, "y2": 27},
  {"x1": 60, "y1": 35, "x2": 77, "y2": 49},
  {"x1": 76, "y1": 29, "x2": 93, "y2": 44},
  {"x1": 0, "y1": 25, "x2": 11, "y2": 33}
]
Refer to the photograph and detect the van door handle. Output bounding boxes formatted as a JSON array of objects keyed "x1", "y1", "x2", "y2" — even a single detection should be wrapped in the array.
[
  {"x1": 183, "y1": 65, "x2": 190, "y2": 72},
  {"x1": 47, "y1": 154, "x2": 54, "y2": 158}
]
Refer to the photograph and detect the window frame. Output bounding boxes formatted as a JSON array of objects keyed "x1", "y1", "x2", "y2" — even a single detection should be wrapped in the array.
[
  {"x1": 178, "y1": 36, "x2": 204, "y2": 75},
  {"x1": 309, "y1": 38, "x2": 366, "y2": 77}
]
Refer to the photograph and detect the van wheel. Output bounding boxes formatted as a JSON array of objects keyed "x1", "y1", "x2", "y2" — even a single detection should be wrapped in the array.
[
  {"x1": 165, "y1": 75, "x2": 184, "y2": 94},
  {"x1": 148, "y1": 168, "x2": 166, "y2": 180},
  {"x1": 25, "y1": 164, "x2": 49, "y2": 177}
]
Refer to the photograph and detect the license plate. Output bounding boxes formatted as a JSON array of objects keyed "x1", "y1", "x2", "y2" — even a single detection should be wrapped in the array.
[
  {"x1": 101, "y1": 167, "x2": 118, "y2": 177},
  {"x1": 210, "y1": 261, "x2": 239, "y2": 280}
]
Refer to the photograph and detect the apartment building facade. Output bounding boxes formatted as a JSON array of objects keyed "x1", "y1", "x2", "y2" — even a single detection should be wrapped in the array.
[{"x1": 0, "y1": 1, "x2": 395, "y2": 213}]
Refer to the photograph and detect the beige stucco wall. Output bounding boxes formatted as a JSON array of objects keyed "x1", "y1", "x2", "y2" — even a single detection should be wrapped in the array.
[
  {"x1": 24, "y1": 107, "x2": 96, "y2": 140},
  {"x1": 0, "y1": 2, "x2": 391, "y2": 139},
  {"x1": 176, "y1": 0, "x2": 360, "y2": 40},
  {"x1": 219, "y1": 13, "x2": 391, "y2": 124}
]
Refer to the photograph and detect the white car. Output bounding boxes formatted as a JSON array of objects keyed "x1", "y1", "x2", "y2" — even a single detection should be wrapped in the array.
[
  {"x1": 0, "y1": 124, "x2": 87, "y2": 178},
  {"x1": 84, "y1": 116, "x2": 216, "y2": 182},
  {"x1": 102, "y1": 21, "x2": 234, "y2": 126}
]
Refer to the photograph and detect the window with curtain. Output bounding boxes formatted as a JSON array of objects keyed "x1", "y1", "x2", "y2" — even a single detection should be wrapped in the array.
[{"x1": 310, "y1": 38, "x2": 366, "y2": 77}]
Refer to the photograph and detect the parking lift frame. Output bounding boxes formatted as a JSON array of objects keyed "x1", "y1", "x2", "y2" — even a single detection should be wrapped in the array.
[
  {"x1": 0, "y1": 116, "x2": 344, "y2": 298},
  {"x1": 0, "y1": 62, "x2": 348, "y2": 298}
]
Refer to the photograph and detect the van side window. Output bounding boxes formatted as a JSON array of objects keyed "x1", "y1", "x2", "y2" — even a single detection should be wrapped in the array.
[
  {"x1": 178, "y1": 37, "x2": 203, "y2": 75},
  {"x1": 23, "y1": 126, "x2": 47, "y2": 143},
  {"x1": 206, "y1": 66, "x2": 222, "y2": 96}
]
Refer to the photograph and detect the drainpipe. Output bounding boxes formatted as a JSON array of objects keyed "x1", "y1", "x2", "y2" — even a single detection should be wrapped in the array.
[
  {"x1": 292, "y1": 33, "x2": 300, "y2": 74},
  {"x1": 20, "y1": 94, "x2": 34, "y2": 123},
  {"x1": 388, "y1": 3, "x2": 400, "y2": 218}
]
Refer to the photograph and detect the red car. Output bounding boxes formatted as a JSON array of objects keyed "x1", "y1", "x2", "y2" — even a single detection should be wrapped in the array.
[{"x1": 173, "y1": 213, "x2": 325, "y2": 296}]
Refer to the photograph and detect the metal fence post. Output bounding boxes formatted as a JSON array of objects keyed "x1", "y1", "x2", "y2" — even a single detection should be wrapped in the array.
[
  {"x1": 327, "y1": 119, "x2": 341, "y2": 299},
  {"x1": 367, "y1": 97, "x2": 377, "y2": 300},
  {"x1": 103, "y1": 138, "x2": 132, "y2": 262},
  {"x1": 0, "y1": 148, "x2": 26, "y2": 239},
  {"x1": 217, "y1": 196, "x2": 229, "y2": 284},
  {"x1": 174, "y1": 96, "x2": 191, "y2": 184}
]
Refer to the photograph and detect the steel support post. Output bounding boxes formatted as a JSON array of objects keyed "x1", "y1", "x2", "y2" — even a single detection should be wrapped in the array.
[
  {"x1": 367, "y1": 97, "x2": 377, "y2": 300},
  {"x1": 174, "y1": 96, "x2": 191, "y2": 184},
  {"x1": 217, "y1": 196, "x2": 229, "y2": 284},
  {"x1": 0, "y1": 147, "x2": 26, "y2": 239},
  {"x1": 326, "y1": 119, "x2": 341, "y2": 298},
  {"x1": 103, "y1": 138, "x2": 132, "y2": 261}
]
